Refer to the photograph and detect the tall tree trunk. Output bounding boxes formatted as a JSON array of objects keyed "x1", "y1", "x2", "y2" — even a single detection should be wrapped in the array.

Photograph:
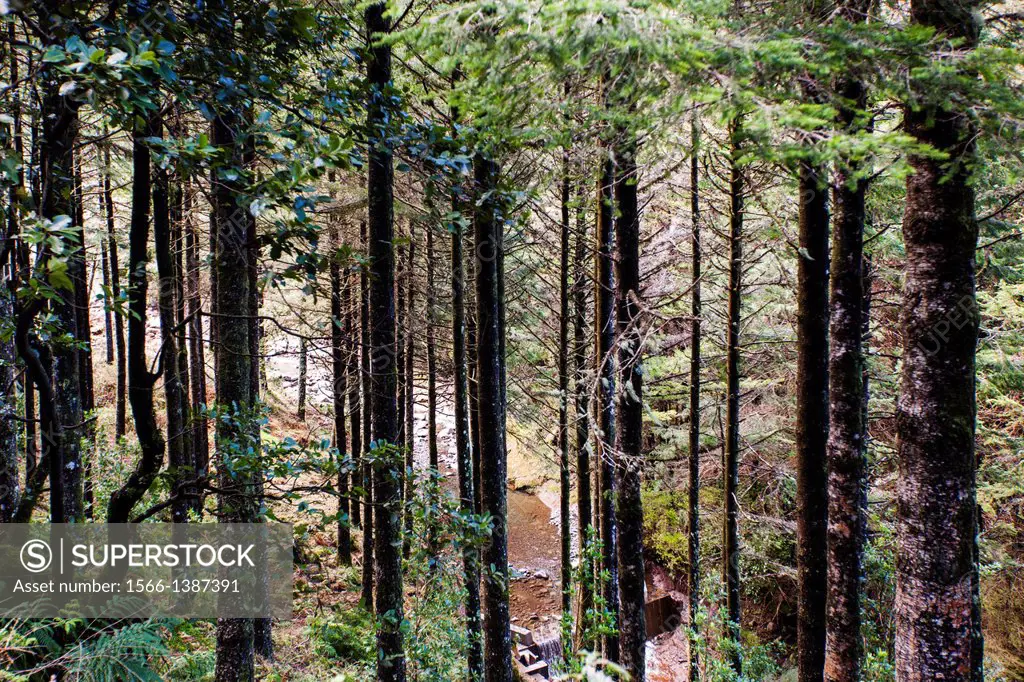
[
  {"x1": 47, "y1": 94, "x2": 84, "y2": 522},
  {"x1": 332, "y1": 224, "x2": 352, "y2": 565},
  {"x1": 0, "y1": 277, "x2": 16, "y2": 522},
  {"x1": 365, "y1": 4, "x2": 406, "y2": 679},
  {"x1": 100, "y1": 231, "x2": 114, "y2": 364},
  {"x1": 360, "y1": 218, "x2": 374, "y2": 609},
  {"x1": 245, "y1": 136, "x2": 272, "y2": 664},
  {"x1": 723, "y1": 117, "x2": 744, "y2": 676},
  {"x1": 297, "y1": 337, "x2": 308, "y2": 420},
  {"x1": 824, "y1": 68, "x2": 869, "y2": 682},
  {"x1": 468, "y1": 263, "x2": 483, "y2": 517},
  {"x1": 687, "y1": 114, "x2": 702, "y2": 682},
  {"x1": 154, "y1": 127, "x2": 194, "y2": 526},
  {"x1": 796, "y1": 144, "x2": 830, "y2": 682},
  {"x1": 209, "y1": 4, "x2": 257, "y2": 679},
  {"x1": 402, "y1": 222, "x2": 415, "y2": 559},
  {"x1": 475, "y1": 153, "x2": 513, "y2": 682},
  {"x1": 349, "y1": 256, "x2": 363, "y2": 530},
  {"x1": 595, "y1": 143, "x2": 620, "y2": 662},
  {"x1": 72, "y1": 150, "x2": 94, "y2": 519},
  {"x1": 453, "y1": 178, "x2": 484, "y2": 681},
  {"x1": 558, "y1": 150, "x2": 573, "y2": 627},
  {"x1": 103, "y1": 141, "x2": 127, "y2": 439},
  {"x1": 572, "y1": 183, "x2": 594, "y2": 647},
  {"x1": 185, "y1": 185, "x2": 209, "y2": 513},
  {"x1": 426, "y1": 220, "x2": 440, "y2": 560},
  {"x1": 895, "y1": 1, "x2": 981, "y2": 678},
  {"x1": 106, "y1": 119, "x2": 165, "y2": 525},
  {"x1": 614, "y1": 135, "x2": 646, "y2": 680},
  {"x1": 0, "y1": 26, "x2": 20, "y2": 520}
]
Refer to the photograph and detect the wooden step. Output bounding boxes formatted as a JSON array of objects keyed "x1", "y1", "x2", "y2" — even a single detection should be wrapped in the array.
[{"x1": 523, "y1": 660, "x2": 549, "y2": 677}]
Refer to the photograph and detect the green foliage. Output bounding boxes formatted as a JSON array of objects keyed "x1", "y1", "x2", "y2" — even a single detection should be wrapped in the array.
[
  {"x1": 0, "y1": 618, "x2": 177, "y2": 682},
  {"x1": 689, "y1": 578, "x2": 781, "y2": 682},
  {"x1": 307, "y1": 608, "x2": 376, "y2": 664}
]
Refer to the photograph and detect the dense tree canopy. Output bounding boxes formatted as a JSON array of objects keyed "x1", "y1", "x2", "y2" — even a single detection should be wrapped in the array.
[{"x1": 1, "y1": 0, "x2": 1023, "y2": 680}]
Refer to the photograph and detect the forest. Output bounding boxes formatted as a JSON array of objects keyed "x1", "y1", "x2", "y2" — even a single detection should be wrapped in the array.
[{"x1": 0, "y1": 0, "x2": 1023, "y2": 680}]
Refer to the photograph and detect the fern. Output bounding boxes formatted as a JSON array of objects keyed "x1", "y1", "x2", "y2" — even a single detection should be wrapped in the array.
[{"x1": 63, "y1": 620, "x2": 177, "y2": 682}]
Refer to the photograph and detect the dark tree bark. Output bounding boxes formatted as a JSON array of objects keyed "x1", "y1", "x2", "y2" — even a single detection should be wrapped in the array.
[
  {"x1": 572, "y1": 183, "x2": 594, "y2": 647},
  {"x1": 895, "y1": 1, "x2": 982, "y2": 679},
  {"x1": 687, "y1": 114, "x2": 702, "y2": 682},
  {"x1": 297, "y1": 337, "x2": 308, "y2": 420},
  {"x1": 365, "y1": 4, "x2": 406, "y2": 678},
  {"x1": 332, "y1": 224, "x2": 352, "y2": 565},
  {"x1": 824, "y1": 65, "x2": 869, "y2": 682},
  {"x1": 13, "y1": 2, "x2": 86, "y2": 525},
  {"x1": 558, "y1": 150, "x2": 573, "y2": 625},
  {"x1": 71, "y1": 152, "x2": 95, "y2": 516},
  {"x1": 614, "y1": 135, "x2": 646, "y2": 680},
  {"x1": 426, "y1": 219, "x2": 440, "y2": 560},
  {"x1": 360, "y1": 219, "x2": 374, "y2": 609},
  {"x1": 0, "y1": 281, "x2": 16, "y2": 522},
  {"x1": 468, "y1": 262, "x2": 483, "y2": 518},
  {"x1": 474, "y1": 153, "x2": 513, "y2": 682},
  {"x1": 796, "y1": 145, "x2": 830, "y2": 682},
  {"x1": 46, "y1": 69, "x2": 84, "y2": 523},
  {"x1": 1, "y1": 29, "x2": 19, "y2": 517},
  {"x1": 245, "y1": 141, "x2": 272, "y2": 666},
  {"x1": 211, "y1": 119, "x2": 257, "y2": 682},
  {"x1": 154, "y1": 129, "x2": 194, "y2": 526},
  {"x1": 349, "y1": 254, "x2": 363, "y2": 530},
  {"x1": 723, "y1": 117, "x2": 744, "y2": 676},
  {"x1": 402, "y1": 222, "x2": 415, "y2": 560},
  {"x1": 106, "y1": 120, "x2": 165, "y2": 525},
  {"x1": 207, "y1": 4, "x2": 257, "y2": 679},
  {"x1": 103, "y1": 141, "x2": 127, "y2": 439},
  {"x1": 100, "y1": 230, "x2": 114, "y2": 364},
  {"x1": 185, "y1": 186, "x2": 209, "y2": 512},
  {"x1": 595, "y1": 143, "x2": 620, "y2": 662},
  {"x1": 452, "y1": 177, "x2": 484, "y2": 681}
]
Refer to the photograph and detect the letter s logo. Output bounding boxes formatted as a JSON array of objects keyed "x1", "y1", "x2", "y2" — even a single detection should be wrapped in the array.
[{"x1": 21, "y1": 540, "x2": 52, "y2": 573}]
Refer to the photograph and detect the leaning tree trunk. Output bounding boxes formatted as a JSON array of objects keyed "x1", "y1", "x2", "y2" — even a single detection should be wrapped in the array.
[
  {"x1": 895, "y1": 0, "x2": 982, "y2": 679},
  {"x1": 595, "y1": 141, "x2": 620, "y2": 663},
  {"x1": 824, "y1": 57, "x2": 870, "y2": 682},
  {"x1": 688, "y1": 113, "x2": 703, "y2": 682},
  {"x1": 796, "y1": 145, "x2": 830, "y2": 682},
  {"x1": 723, "y1": 116, "x2": 744, "y2": 677},
  {"x1": 365, "y1": 4, "x2": 406, "y2": 679},
  {"x1": 453, "y1": 177, "x2": 484, "y2": 681},
  {"x1": 106, "y1": 119, "x2": 165, "y2": 525},
  {"x1": 475, "y1": 153, "x2": 513, "y2": 682}
]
